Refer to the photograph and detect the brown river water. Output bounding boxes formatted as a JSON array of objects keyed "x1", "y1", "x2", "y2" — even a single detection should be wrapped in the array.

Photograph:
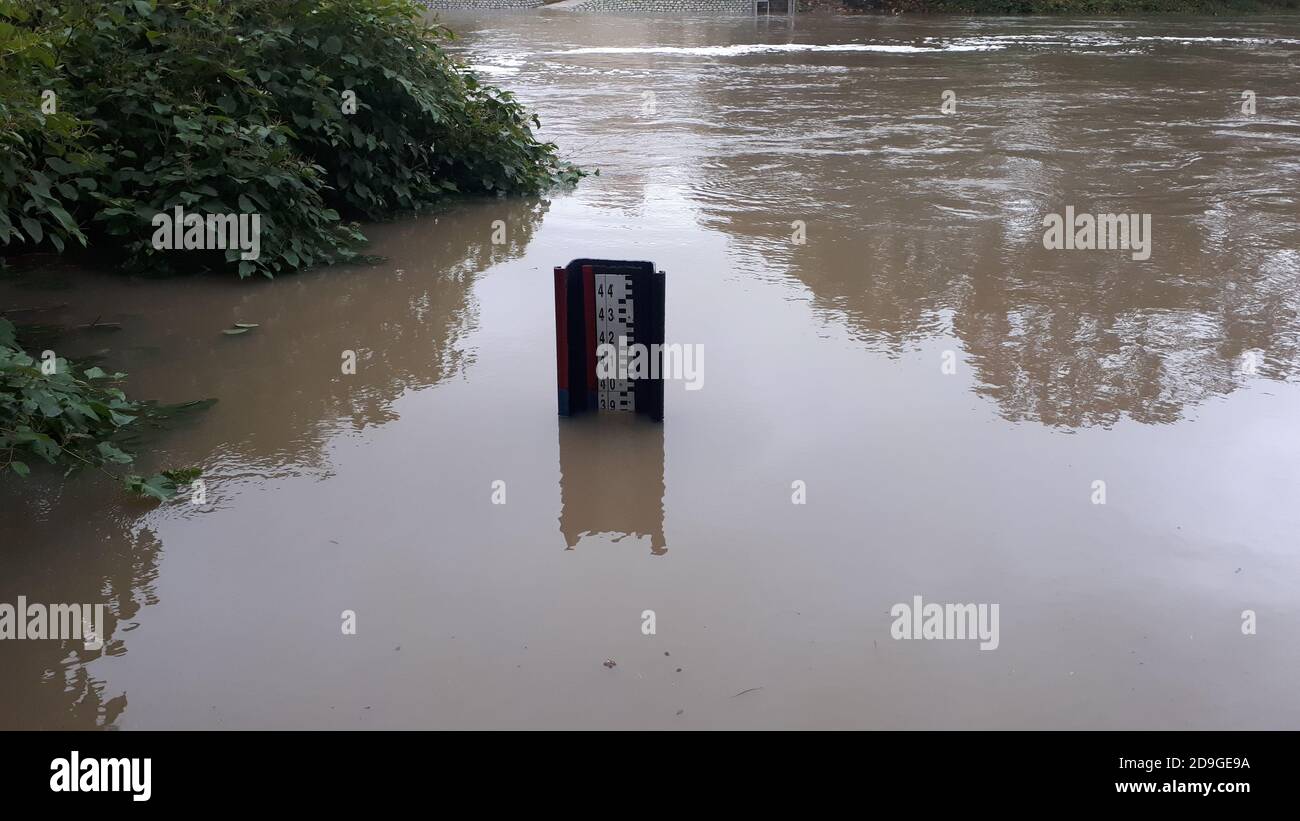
[{"x1": 2, "y1": 11, "x2": 1299, "y2": 729}]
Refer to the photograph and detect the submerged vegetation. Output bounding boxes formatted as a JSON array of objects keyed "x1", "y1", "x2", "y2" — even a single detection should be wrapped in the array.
[{"x1": 0, "y1": 317, "x2": 207, "y2": 497}]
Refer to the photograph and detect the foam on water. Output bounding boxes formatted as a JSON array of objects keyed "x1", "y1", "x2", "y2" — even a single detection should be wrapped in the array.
[
  {"x1": 551, "y1": 42, "x2": 1003, "y2": 56},
  {"x1": 549, "y1": 33, "x2": 1300, "y2": 59}
]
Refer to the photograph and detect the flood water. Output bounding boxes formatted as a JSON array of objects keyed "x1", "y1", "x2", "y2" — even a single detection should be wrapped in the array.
[{"x1": 2, "y1": 11, "x2": 1299, "y2": 729}]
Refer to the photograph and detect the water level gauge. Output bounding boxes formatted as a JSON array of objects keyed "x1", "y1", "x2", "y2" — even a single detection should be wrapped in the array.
[{"x1": 553, "y1": 258, "x2": 665, "y2": 421}]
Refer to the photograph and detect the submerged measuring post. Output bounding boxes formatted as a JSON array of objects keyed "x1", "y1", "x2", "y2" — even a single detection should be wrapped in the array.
[{"x1": 553, "y1": 259, "x2": 665, "y2": 421}]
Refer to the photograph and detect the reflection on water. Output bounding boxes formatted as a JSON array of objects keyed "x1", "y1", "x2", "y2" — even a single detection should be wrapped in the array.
[
  {"x1": 0, "y1": 492, "x2": 157, "y2": 729},
  {"x1": 558, "y1": 416, "x2": 666, "y2": 555},
  {"x1": 488, "y1": 12, "x2": 1300, "y2": 427},
  {"x1": 0, "y1": 198, "x2": 549, "y2": 728},
  {"x1": 2, "y1": 12, "x2": 1300, "y2": 729}
]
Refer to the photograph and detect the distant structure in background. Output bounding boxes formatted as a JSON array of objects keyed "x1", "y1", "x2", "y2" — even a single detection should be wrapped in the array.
[
  {"x1": 419, "y1": 0, "x2": 797, "y2": 12},
  {"x1": 420, "y1": 0, "x2": 545, "y2": 10},
  {"x1": 554, "y1": 259, "x2": 665, "y2": 421},
  {"x1": 551, "y1": 0, "x2": 775, "y2": 13}
]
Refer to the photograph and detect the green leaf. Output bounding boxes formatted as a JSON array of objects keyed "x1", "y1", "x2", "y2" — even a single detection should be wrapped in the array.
[
  {"x1": 96, "y1": 441, "x2": 133, "y2": 464},
  {"x1": 126, "y1": 473, "x2": 174, "y2": 501},
  {"x1": 46, "y1": 204, "x2": 78, "y2": 234},
  {"x1": 34, "y1": 392, "x2": 63, "y2": 417},
  {"x1": 31, "y1": 435, "x2": 60, "y2": 462},
  {"x1": 20, "y1": 217, "x2": 43, "y2": 244},
  {"x1": 10, "y1": 461, "x2": 30, "y2": 477},
  {"x1": 46, "y1": 156, "x2": 80, "y2": 174}
]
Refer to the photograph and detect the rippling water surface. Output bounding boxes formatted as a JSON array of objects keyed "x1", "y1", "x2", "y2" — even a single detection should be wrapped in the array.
[{"x1": 2, "y1": 12, "x2": 1298, "y2": 729}]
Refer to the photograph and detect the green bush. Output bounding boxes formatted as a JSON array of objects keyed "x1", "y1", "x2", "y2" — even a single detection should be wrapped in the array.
[
  {"x1": 0, "y1": 3, "x2": 100, "y2": 257},
  {"x1": 0, "y1": 0, "x2": 578, "y2": 278}
]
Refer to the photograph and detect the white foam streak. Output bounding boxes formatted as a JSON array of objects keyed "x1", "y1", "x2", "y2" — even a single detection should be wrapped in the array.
[
  {"x1": 552, "y1": 42, "x2": 1003, "y2": 57},
  {"x1": 549, "y1": 34, "x2": 1300, "y2": 59}
]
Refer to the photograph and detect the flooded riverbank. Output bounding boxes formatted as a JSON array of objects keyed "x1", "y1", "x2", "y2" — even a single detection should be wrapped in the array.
[{"x1": 2, "y1": 12, "x2": 1299, "y2": 729}]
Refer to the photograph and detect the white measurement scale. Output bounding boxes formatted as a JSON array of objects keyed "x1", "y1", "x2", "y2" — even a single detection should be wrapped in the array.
[{"x1": 596, "y1": 273, "x2": 635, "y2": 412}]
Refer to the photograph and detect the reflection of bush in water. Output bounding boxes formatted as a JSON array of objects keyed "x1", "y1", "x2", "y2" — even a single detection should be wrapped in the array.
[
  {"x1": 0, "y1": 494, "x2": 161, "y2": 729},
  {"x1": 956, "y1": 247, "x2": 1300, "y2": 428},
  {"x1": 720, "y1": 207, "x2": 1300, "y2": 428},
  {"x1": 0, "y1": 196, "x2": 550, "y2": 729},
  {"x1": 111, "y1": 197, "x2": 553, "y2": 476},
  {"x1": 333, "y1": 198, "x2": 553, "y2": 425}
]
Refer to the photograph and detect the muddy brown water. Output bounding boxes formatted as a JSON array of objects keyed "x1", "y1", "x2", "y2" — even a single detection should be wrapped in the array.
[{"x1": 2, "y1": 12, "x2": 1299, "y2": 729}]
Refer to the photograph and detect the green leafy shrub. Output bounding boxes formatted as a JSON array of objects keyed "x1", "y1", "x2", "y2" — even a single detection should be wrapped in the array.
[
  {"x1": 0, "y1": 0, "x2": 578, "y2": 278},
  {"x1": 0, "y1": 3, "x2": 101, "y2": 255},
  {"x1": 242, "y1": 0, "x2": 581, "y2": 219}
]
